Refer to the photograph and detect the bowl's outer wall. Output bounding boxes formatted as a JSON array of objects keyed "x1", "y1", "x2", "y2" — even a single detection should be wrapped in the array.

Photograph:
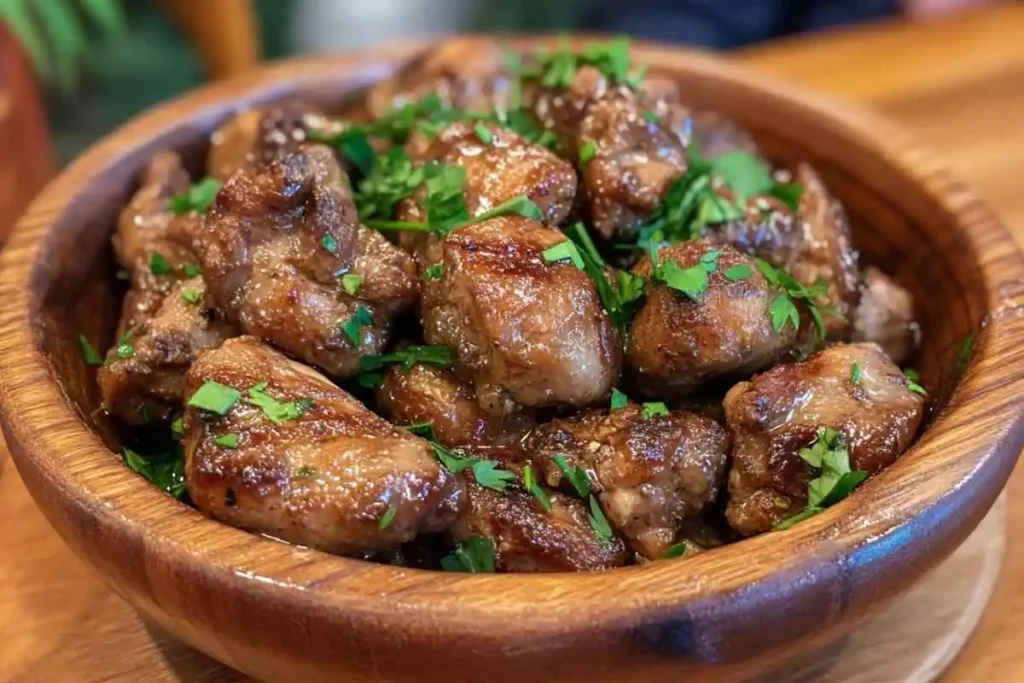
[{"x1": 2, "y1": 40, "x2": 1024, "y2": 683}]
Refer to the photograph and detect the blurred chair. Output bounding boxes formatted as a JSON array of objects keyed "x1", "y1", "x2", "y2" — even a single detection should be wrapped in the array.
[{"x1": 158, "y1": 0, "x2": 261, "y2": 79}]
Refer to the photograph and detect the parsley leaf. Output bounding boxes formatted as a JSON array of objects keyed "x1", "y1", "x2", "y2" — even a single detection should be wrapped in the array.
[
  {"x1": 422, "y1": 263, "x2": 444, "y2": 280},
  {"x1": 296, "y1": 465, "x2": 317, "y2": 478},
  {"x1": 957, "y1": 336, "x2": 974, "y2": 372},
  {"x1": 565, "y1": 222, "x2": 647, "y2": 336},
  {"x1": 722, "y1": 264, "x2": 752, "y2": 281},
  {"x1": 214, "y1": 433, "x2": 239, "y2": 449},
  {"x1": 661, "y1": 542, "x2": 688, "y2": 559},
  {"x1": 404, "y1": 421, "x2": 437, "y2": 440},
  {"x1": 657, "y1": 260, "x2": 709, "y2": 301},
  {"x1": 187, "y1": 381, "x2": 241, "y2": 415},
  {"x1": 358, "y1": 345, "x2": 454, "y2": 374},
  {"x1": 542, "y1": 240, "x2": 585, "y2": 269},
  {"x1": 351, "y1": 146, "x2": 424, "y2": 220},
  {"x1": 522, "y1": 464, "x2": 552, "y2": 512},
  {"x1": 850, "y1": 362, "x2": 862, "y2": 384},
  {"x1": 184, "y1": 263, "x2": 202, "y2": 278},
  {"x1": 181, "y1": 289, "x2": 201, "y2": 304},
  {"x1": 903, "y1": 367, "x2": 927, "y2": 396},
  {"x1": 473, "y1": 122, "x2": 494, "y2": 144},
  {"x1": 78, "y1": 334, "x2": 103, "y2": 366},
  {"x1": 610, "y1": 388, "x2": 629, "y2": 410},
  {"x1": 775, "y1": 427, "x2": 868, "y2": 530},
  {"x1": 472, "y1": 460, "x2": 517, "y2": 492},
  {"x1": 149, "y1": 252, "x2": 172, "y2": 275},
  {"x1": 521, "y1": 36, "x2": 636, "y2": 89},
  {"x1": 471, "y1": 194, "x2": 544, "y2": 224},
  {"x1": 587, "y1": 495, "x2": 613, "y2": 542},
  {"x1": 641, "y1": 402, "x2": 669, "y2": 419},
  {"x1": 245, "y1": 383, "x2": 314, "y2": 424},
  {"x1": 168, "y1": 177, "x2": 222, "y2": 216},
  {"x1": 579, "y1": 140, "x2": 597, "y2": 163},
  {"x1": 321, "y1": 234, "x2": 339, "y2": 255},
  {"x1": 754, "y1": 258, "x2": 836, "y2": 338},
  {"x1": 341, "y1": 305, "x2": 373, "y2": 345},
  {"x1": 123, "y1": 447, "x2": 186, "y2": 498},
  {"x1": 341, "y1": 273, "x2": 362, "y2": 296},
  {"x1": 170, "y1": 416, "x2": 184, "y2": 438},
  {"x1": 441, "y1": 536, "x2": 496, "y2": 573},
  {"x1": 378, "y1": 505, "x2": 397, "y2": 530},
  {"x1": 553, "y1": 454, "x2": 591, "y2": 498}
]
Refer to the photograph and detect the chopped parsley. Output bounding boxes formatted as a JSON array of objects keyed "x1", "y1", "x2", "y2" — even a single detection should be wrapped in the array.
[
  {"x1": 181, "y1": 289, "x2": 201, "y2": 304},
  {"x1": 296, "y1": 465, "x2": 317, "y2": 478},
  {"x1": 187, "y1": 380, "x2": 241, "y2": 415},
  {"x1": 123, "y1": 446, "x2": 186, "y2": 498},
  {"x1": 341, "y1": 273, "x2": 362, "y2": 296},
  {"x1": 473, "y1": 122, "x2": 494, "y2": 144},
  {"x1": 378, "y1": 505, "x2": 397, "y2": 530},
  {"x1": 903, "y1": 368, "x2": 927, "y2": 396},
  {"x1": 78, "y1": 334, "x2": 103, "y2": 366},
  {"x1": 850, "y1": 362, "x2": 863, "y2": 384},
  {"x1": 357, "y1": 345, "x2": 454, "y2": 387},
  {"x1": 441, "y1": 536, "x2": 496, "y2": 573},
  {"x1": 214, "y1": 433, "x2": 239, "y2": 449},
  {"x1": 552, "y1": 454, "x2": 591, "y2": 498},
  {"x1": 404, "y1": 421, "x2": 437, "y2": 439},
  {"x1": 542, "y1": 240, "x2": 585, "y2": 269},
  {"x1": 350, "y1": 146, "x2": 424, "y2": 220},
  {"x1": 587, "y1": 494, "x2": 613, "y2": 543},
  {"x1": 522, "y1": 464, "x2": 552, "y2": 512},
  {"x1": 170, "y1": 416, "x2": 183, "y2": 438},
  {"x1": 722, "y1": 264, "x2": 752, "y2": 282},
  {"x1": 520, "y1": 36, "x2": 638, "y2": 89},
  {"x1": 422, "y1": 263, "x2": 444, "y2": 280},
  {"x1": 183, "y1": 263, "x2": 202, "y2": 278},
  {"x1": 168, "y1": 177, "x2": 222, "y2": 216},
  {"x1": 341, "y1": 305, "x2": 373, "y2": 345},
  {"x1": 149, "y1": 252, "x2": 172, "y2": 276},
  {"x1": 661, "y1": 542, "x2": 688, "y2": 559},
  {"x1": 428, "y1": 438, "x2": 515, "y2": 492},
  {"x1": 567, "y1": 223, "x2": 648, "y2": 335},
  {"x1": 115, "y1": 328, "x2": 135, "y2": 360},
  {"x1": 650, "y1": 247, "x2": 721, "y2": 303},
  {"x1": 754, "y1": 258, "x2": 836, "y2": 338},
  {"x1": 321, "y1": 234, "x2": 339, "y2": 255},
  {"x1": 471, "y1": 194, "x2": 543, "y2": 224},
  {"x1": 579, "y1": 139, "x2": 597, "y2": 163},
  {"x1": 644, "y1": 110, "x2": 659, "y2": 124},
  {"x1": 774, "y1": 427, "x2": 868, "y2": 530},
  {"x1": 137, "y1": 406, "x2": 152, "y2": 424},
  {"x1": 957, "y1": 336, "x2": 974, "y2": 372},
  {"x1": 245, "y1": 382, "x2": 314, "y2": 423},
  {"x1": 641, "y1": 402, "x2": 669, "y2": 419},
  {"x1": 610, "y1": 388, "x2": 629, "y2": 410}
]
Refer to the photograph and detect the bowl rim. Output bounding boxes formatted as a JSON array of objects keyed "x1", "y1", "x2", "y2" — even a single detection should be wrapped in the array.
[{"x1": 2, "y1": 38, "x2": 1024, "y2": 656}]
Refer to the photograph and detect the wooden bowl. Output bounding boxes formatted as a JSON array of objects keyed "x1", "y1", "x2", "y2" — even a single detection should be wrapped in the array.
[{"x1": 2, "y1": 39, "x2": 1024, "y2": 682}]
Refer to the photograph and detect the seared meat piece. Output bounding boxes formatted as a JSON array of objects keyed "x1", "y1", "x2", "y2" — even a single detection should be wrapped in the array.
[
  {"x1": 852, "y1": 267, "x2": 919, "y2": 365},
  {"x1": 703, "y1": 164, "x2": 860, "y2": 339},
  {"x1": 530, "y1": 404, "x2": 729, "y2": 560},
  {"x1": 207, "y1": 102, "x2": 344, "y2": 182},
  {"x1": 99, "y1": 277, "x2": 236, "y2": 425},
  {"x1": 421, "y1": 217, "x2": 621, "y2": 415},
  {"x1": 627, "y1": 241, "x2": 799, "y2": 400},
  {"x1": 196, "y1": 145, "x2": 418, "y2": 378},
  {"x1": 114, "y1": 151, "x2": 202, "y2": 332},
  {"x1": 724, "y1": 342, "x2": 925, "y2": 536},
  {"x1": 530, "y1": 66, "x2": 688, "y2": 240},
  {"x1": 375, "y1": 363, "x2": 535, "y2": 449},
  {"x1": 366, "y1": 38, "x2": 509, "y2": 118},
  {"x1": 451, "y1": 482, "x2": 630, "y2": 572},
  {"x1": 183, "y1": 336, "x2": 463, "y2": 555},
  {"x1": 395, "y1": 120, "x2": 577, "y2": 268}
]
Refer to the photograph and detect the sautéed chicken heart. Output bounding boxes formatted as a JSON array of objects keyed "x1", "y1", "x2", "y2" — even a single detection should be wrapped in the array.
[{"x1": 94, "y1": 37, "x2": 924, "y2": 573}]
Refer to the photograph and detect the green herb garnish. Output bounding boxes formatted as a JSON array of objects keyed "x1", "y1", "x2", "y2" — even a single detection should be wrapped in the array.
[
  {"x1": 472, "y1": 460, "x2": 517, "y2": 492},
  {"x1": 579, "y1": 139, "x2": 597, "y2": 163},
  {"x1": 644, "y1": 110, "x2": 659, "y2": 124},
  {"x1": 520, "y1": 36, "x2": 635, "y2": 89},
  {"x1": 378, "y1": 505, "x2": 397, "y2": 530},
  {"x1": 661, "y1": 542, "x2": 688, "y2": 559},
  {"x1": 214, "y1": 433, "x2": 239, "y2": 449},
  {"x1": 149, "y1": 252, "x2": 172, "y2": 275},
  {"x1": 115, "y1": 328, "x2": 135, "y2": 360},
  {"x1": 473, "y1": 123, "x2": 494, "y2": 144},
  {"x1": 404, "y1": 421, "x2": 437, "y2": 439},
  {"x1": 587, "y1": 495, "x2": 613, "y2": 543},
  {"x1": 957, "y1": 336, "x2": 974, "y2": 371},
  {"x1": 357, "y1": 345, "x2": 455, "y2": 388},
  {"x1": 341, "y1": 305, "x2": 373, "y2": 345},
  {"x1": 245, "y1": 382, "x2": 314, "y2": 424},
  {"x1": 296, "y1": 465, "x2": 317, "y2": 477},
  {"x1": 168, "y1": 177, "x2": 222, "y2": 216},
  {"x1": 123, "y1": 447, "x2": 186, "y2": 498},
  {"x1": 341, "y1": 273, "x2": 362, "y2": 296},
  {"x1": 552, "y1": 454, "x2": 591, "y2": 498},
  {"x1": 170, "y1": 416, "x2": 183, "y2": 438},
  {"x1": 610, "y1": 388, "x2": 629, "y2": 410},
  {"x1": 754, "y1": 258, "x2": 836, "y2": 338},
  {"x1": 850, "y1": 362, "x2": 862, "y2": 384},
  {"x1": 722, "y1": 264, "x2": 752, "y2": 282},
  {"x1": 441, "y1": 536, "x2": 496, "y2": 573},
  {"x1": 183, "y1": 263, "x2": 202, "y2": 278},
  {"x1": 187, "y1": 380, "x2": 241, "y2": 415},
  {"x1": 78, "y1": 334, "x2": 103, "y2": 366},
  {"x1": 565, "y1": 224, "x2": 647, "y2": 336},
  {"x1": 181, "y1": 289, "x2": 201, "y2": 304},
  {"x1": 641, "y1": 402, "x2": 669, "y2": 419},
  {"x1": 422, "y1": 263, "x2": 444, "y2": 280},
  {"x1": 522, "y1": 464, "x2": 552, "y2": 512},
  {"x1": 903, "y1": 368, "x2": 927, "y2": 397},
  {"x1": 321, "y1": 234, "x2": 339, "y2": 255},
  {"x1": 542, "y1": 240, "x2": 585, "y2": 269}
]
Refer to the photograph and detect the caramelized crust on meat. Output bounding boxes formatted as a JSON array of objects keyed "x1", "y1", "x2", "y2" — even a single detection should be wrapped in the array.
[
  {"x1": 703, "y1": 164, "x2": 860, "y2": 339},
  {"x1": 852, "y1": 267, "x2": 918, "y2": 365},
  {"x1": 207, "y1": 102, "x2": 344, "y2": 182},
  {"x1": 99, "y1": 277, "x2": 237, "y2": 425},
  {"x1": 183, "y1": 337, "x2": 463, "y2": 555},
  {"x1": 724, "y1": 343, "x2": 925, "y2": 536},
  {"x1": 421, "y1": 217, "x2": 621, "y2": 415},
  {"x1": 196, "y1": 145, "x2": 418, "y2": 378},
  {"x1": 452, "y1": 482, "x2": 630, "y2": 572},
  {"x1": 365, "y1": 38, "x2": 510, "y2": 118},
  {"x1": 530, "y1": 404, "x2": 729, "y2": 559},
  {"x1": 627, "y1": 241, "x2": 799, "y2": 400},
  {"x1": 530, "y1": 66, "x2": 688, "y2": 240},
  {"x1": 375, "y1": 363, "x2": 535, "y2": 448}
]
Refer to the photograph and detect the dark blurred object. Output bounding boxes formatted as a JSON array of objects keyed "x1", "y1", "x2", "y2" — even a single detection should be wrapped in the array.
[
  {"x1": 0, "y1": 24, "x2": 55, "y2": 244},
  {"x1": 585, "y1": 0, "x2": 899, "y2": 47}
]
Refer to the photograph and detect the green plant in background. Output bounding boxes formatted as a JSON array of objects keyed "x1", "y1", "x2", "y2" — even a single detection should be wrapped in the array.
[{"x1": 0, "y1": 0, "x2": 124, "y2": 89}]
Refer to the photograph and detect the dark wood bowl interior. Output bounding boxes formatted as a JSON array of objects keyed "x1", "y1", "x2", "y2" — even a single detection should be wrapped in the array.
[{"x1": 2, "y1": 40, "x2": 1024, "y2": 683}]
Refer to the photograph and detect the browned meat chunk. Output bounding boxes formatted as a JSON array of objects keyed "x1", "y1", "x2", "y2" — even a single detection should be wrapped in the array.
[
  {"x1": 196, "y1": 145, "x2": 418, "y2": 379},
  {"x1": 724, "y1": 342, "x2": 925, "y2": 536},
  {"x1": 375, "y1": 363, "x2": 535, "y2": 449},
  {"x1": 183, "y1": 337, "x2": 463, "y2": 555},
  {"x1": 207, "y1": 102, "x2": 344, "y2": 182},
  {"x1": 113, "y1": 151, "x2": 202, "y2": 333},
  {"x1": 530, "y1": 404, "x2": 729, "y2": 559},
  {"x1": 852, "y1": 267, "x2": 918, "y2": 365},
  {"x1": 99, "y1": 277, "x2": 236, "y2": 425},
  {"x1": 627, "y1": 241, "x2": 799, "y2": 400},
  {"x1": 703, "y1": 163, "x2": 860, "y2": 339},
  {"x1": 531, "y1": 66, "x2": 688, "y2": 240},
  {"x1": 421, "y1": 217, "x2": 621, "y2": 415},
  {"x1": 366, "y1": 38, "x2": 510, "y2": 118},
  {"x1": 451, "y1": 482, "x2": 630, "y2": 572}
]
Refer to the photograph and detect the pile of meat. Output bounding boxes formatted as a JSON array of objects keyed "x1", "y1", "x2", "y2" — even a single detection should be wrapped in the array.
[{"x1": 94, "y1": 39, "x2": 925, "y2": 572}]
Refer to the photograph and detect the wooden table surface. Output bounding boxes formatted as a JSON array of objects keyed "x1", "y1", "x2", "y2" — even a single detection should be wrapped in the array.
[{"x1": 2, "y1": 5, "x2": 1024, "y2": 681}]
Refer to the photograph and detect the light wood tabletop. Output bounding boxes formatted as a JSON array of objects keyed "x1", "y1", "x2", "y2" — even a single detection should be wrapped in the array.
[{"x1": 2, "y1": 4, "x2": 1023, "y2": 681}]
